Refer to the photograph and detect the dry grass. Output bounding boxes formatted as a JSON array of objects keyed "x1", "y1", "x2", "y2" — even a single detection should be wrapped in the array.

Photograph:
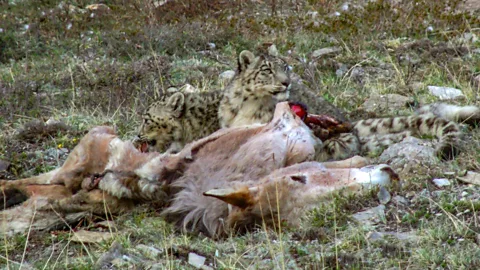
[{"x1": 1, "y1": 0, "x2": 480, "y2": 269}]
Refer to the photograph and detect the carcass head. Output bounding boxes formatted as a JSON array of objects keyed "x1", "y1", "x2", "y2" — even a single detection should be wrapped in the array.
[{"x1": 204, "y1": 162, "x2": 399, "y2": 234}]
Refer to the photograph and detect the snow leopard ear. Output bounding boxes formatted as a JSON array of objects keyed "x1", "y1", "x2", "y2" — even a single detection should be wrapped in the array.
[
  {"x1": 237, "y1": 50, "x2": 256, "y2": 73},
  {"x1": 166, "y1": 92, "x2": 185, "y2": 118}
]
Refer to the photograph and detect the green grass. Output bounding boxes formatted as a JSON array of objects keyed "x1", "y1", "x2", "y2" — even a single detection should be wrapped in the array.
[{"x1": 1, "y1": 0, "x2": 480, "y2": 268}]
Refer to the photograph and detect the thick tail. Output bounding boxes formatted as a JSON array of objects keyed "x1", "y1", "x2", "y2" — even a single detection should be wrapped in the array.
[
  {"x1": 416, "y1": 103, "x2": 480, "y2": 126},
  {"x1": 353, "y1": 114, "x2": 461, "y2": 159}
]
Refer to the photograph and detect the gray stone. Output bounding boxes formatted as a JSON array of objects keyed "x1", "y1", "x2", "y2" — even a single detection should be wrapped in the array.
[
  {"x1": 428, "y1": 86, "x2": 465, "y2": 100},
  {"x1": 136, "y1": 244, "x2": 162, "y2": 259},
  {"x1": 86, "y1": 4, "x2": 111, "y2": 13},
  {"x1": 377, "y1": 186, "x2": 391, "y2": 204},
  {"x1": 71, "y1": 230, "x2": 115, "y2": 243},
  {"x1": 166, "y1": 87, "x2": 179, "y2": 93},
  {"x1": 472, "y1": 74, "x2": 480, "y2": 88},
  {"x1": 180, "y1": 84, "x2": 199, "y2": 93},
  {"x1": 218, "y1": 70, "x2": 235, "y2": 85},
  {"x1": 409, "y1": 82, "x2": 425, "y2": 92},
  {"x1": 311, "y1": 47, "x2": 342, "y2": 58},
  {"x1": 378, "y1": 137, "x2": 438, "y2": 169},
  {"x1": 146, "y1": 262, "x2": 167, "y2": 270},
  {"x1": 95, "y1": 241, "x2": 124, "y2": 269},
  {"x1": 95, "y1": 220, "x2": 116, "y2": 229},
  {"x1": 458, "y1": 171, "x2": 480, "y2": 186},
  {"x1": 0, "y1": 160, "x2": 10, "y2": 171},
  {"x1": 352, "y1": 205, "x2": 386, "y2": 226},
  {"x1": 361, "y1": 93, "x2": 413, "y2": 113},
  {"x1": 458, "y1": 32, "x2": 478, "y2": 44},
  {"x1": 392, "y1": 196, "x2": 409, "y2": 206},
  {"x1": 335, "y1": 64, "x2": 348, "y2": 78},
  {"x1": 367, "y1": 231, "x2": 383, "y2": 241},
  {"x1": 268, "y1": 44, "x2": 279, "y2": 57},
  {"x1": 432, "y1": 178, "x2": 451, "y2": 188},
  {"x1": 188, "y1": 252, "x2": 206, "y2": 269},
  {"x1": 207, "y1": 42, "x2": 216, "y2": 50},
  {"x1": 306, "y1": 11, "x2": 318, "y2": 19},
  {"x1": 368, "y1": 231, "x2": 418, "y2": 242}
]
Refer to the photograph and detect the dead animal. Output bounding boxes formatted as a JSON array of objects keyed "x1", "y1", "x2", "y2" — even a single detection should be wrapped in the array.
[{"x1": 0, "y1": 102, "x2": 398, "y2": 238}]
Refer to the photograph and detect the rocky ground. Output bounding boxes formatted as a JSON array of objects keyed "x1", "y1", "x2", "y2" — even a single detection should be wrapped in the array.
[{"x1": 1, "y1": 0, "x2": 480, "y2": 269}]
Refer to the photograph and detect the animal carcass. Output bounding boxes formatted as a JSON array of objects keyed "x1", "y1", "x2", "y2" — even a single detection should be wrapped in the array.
[{"x1": 0, "y1": 102, "x2": 398, "y2": 237}]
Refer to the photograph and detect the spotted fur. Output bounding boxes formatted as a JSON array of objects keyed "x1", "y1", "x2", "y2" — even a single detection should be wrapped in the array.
[
  {"x1": 218, "y1": 50, "x2": 291, "y2": 128},
  {"x1": 135, "y1": 50, "x2": 291, "y2": 153},
  {"x1": 319, "y1": 104, "x2": 480, "y2": 161},
  {"x1": 135, "y1": 90, "x2": 222, "y2": 153},
  {"x1": 136, "y1": 50, "x2": 478, "y2": 162}
]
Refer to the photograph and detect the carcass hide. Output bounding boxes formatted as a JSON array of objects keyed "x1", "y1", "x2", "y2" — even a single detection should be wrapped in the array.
[{"x1": 0, "y1": 102, "x2": 398, "y2": 237}]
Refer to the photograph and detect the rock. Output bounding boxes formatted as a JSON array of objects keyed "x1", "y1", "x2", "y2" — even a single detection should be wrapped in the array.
[
  {"x1": 368, "y1": 231, "x2": 417, "y2": 242},
  {"x1": 180, "y1": 84, "x2": 199, "y2": 93},
  {"x1": 306, "y1": 11, "x2": 318, "y2": 19},
  {"x1": 147, "y1": 262, "x2": 168, "y2": 270},
  {"x1": 68, "y1": 4, "x2": 86, "y2": 14},
  {"x1": 188, "y1": 252, "x2": 206, "y2": 269},
  {"x1": 111, "y1": 256, "x2": 135, "y2": 268},
  {"x1": 45, "y1": 148, "x2": 66, "y2": 160},
  {"x1": 0, "y1": 159, "x2": 10, "y2": 171},
  {"x1": 378, "y1": 137, "x2": 438, "y2": 169},
  {"x1": 432, "y1": 190, "x2": 445, "y2": 198},
  {"x1": 472, "y1": 74, "x2": 480, "y2": 89},
  {"x1": 268, "y1": 44, "x2": 279, "y2": 57},
  {"x1": 458, "y1": 32, "x2": 478, "y2": 44},
  {"x1": 311, "y1": 47, "x2": 342, "y2": 58},
  {"x1": 218, "y1": 70, "x2": 235, "y2": 85},
  {"x1": 71, "y1": 230, "x2": 115, "y2": 243},
  {"x1": 428, "y1": 86, "x2": 465, "y2": 100},
  {"x1": 46, "y1": 118, "x2": 63, "y2": 127},
  {"x1": 207, "y1": 42, "x2": 216, "y2": 50},
  {"x1": 458, "y1": 171, "x2": 480, "y2": 186},
  {"x1": 86, "y1": 4, "x2": 110, "y2": 12},
  {"x1": 136, "y1": 244, "x2": 162, "y2": 259},
  {"x1": 350, "y1": 66, "x2": 365, "y2": 83},
  {"x1": 409, "y1": 82, "x2": 425, "y2": 92},
  {"x1": 377, "y1": 186, "x2": 391, "y2": 204},
  {"x1": 335, "y1": 64, "x2": 348, "y2": 78},
  {"x1": 94, "y1": 220, "x2": 116, "y2": 229},
  {"x1": 392, "y1": 195, "x2": 409, "y2": 206},
  {"x1": 95, "y1": 241, "x2": 125, "y2": 269},
  {"x1": 432, "y1": 178, "x2": 451, "y2": 188},
  {"x1": 352, "y1": 205, "x2": 386, "y2": 226},
  {"x1": 166, "y1": 87, "x2": 179, "y2": 93},
  {"x1": 367, "y1": 231, "x2": 383, "y2": 241},
  {"x1": 361, "y1": 93, "x2": 413, "y2": 114}
]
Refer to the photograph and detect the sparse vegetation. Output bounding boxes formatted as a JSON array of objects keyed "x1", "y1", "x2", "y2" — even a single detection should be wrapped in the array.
[{"x1": 1, "y1": 0, "x2": 480, "y2": 269}]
